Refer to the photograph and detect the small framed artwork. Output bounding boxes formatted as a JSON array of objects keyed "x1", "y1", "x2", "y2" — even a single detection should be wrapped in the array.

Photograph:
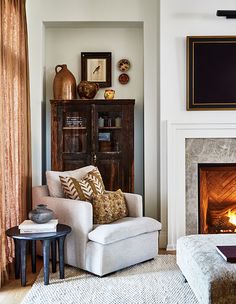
[
  {"x1": 98, "y1": 132, "x2": 110, "y2": 141},
  {"x1": 187, "y1": 36, "x2": 236, "y2": 110},
  {"x1": 81, "y1": 52, "x2": 112, "y2": 88}
]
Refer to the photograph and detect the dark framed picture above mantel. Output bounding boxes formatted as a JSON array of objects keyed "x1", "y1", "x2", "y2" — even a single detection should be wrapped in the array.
[
  {"x1": 187, "y1": 36, "x2": 236, "y2": 110},
  {"x1": 81, "y1": 52, "x2": 112, "y2": 88}
]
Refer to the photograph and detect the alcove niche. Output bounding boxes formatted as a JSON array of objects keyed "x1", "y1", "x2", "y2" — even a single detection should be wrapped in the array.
[{"x1": 43, "y1": 21, "x2": 144, "y2": 196}]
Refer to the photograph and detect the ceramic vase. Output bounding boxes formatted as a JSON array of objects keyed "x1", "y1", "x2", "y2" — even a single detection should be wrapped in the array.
[
  {"x1": 77, "y1": 81, "x2": 99, "y2": 99},
  {"x1": 53, "y1": 64, "x2": 77, "y2": 99},
  {"x1": 29, "y1": 204, "x2": 54, "y2": 224},
  {"x1": 104, "y1": 89, "x2": 115, "y2": 100}
]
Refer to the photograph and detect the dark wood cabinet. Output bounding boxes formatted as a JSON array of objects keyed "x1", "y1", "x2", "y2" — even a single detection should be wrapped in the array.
[{"x1": 50, "y1": 99, "x2": 134, "y2": 192}]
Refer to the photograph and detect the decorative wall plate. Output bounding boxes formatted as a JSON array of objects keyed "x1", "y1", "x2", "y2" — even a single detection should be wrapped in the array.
[
  {"x1": 117, "y1": 59, "x2": 131, "y2": 72},
  {"x1": 118, "y1": 73, "x2": 129, "y2": 85}
]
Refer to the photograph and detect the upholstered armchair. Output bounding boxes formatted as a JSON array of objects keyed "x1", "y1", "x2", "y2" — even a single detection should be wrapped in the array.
[{"x1": 32, "y1": 167, "x2": 161, "y2": 276}]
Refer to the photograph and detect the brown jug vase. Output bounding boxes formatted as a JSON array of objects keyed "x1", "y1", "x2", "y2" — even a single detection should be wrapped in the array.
[{"x1": 53, "y1": 64, "x2": 77, "y2": 99}]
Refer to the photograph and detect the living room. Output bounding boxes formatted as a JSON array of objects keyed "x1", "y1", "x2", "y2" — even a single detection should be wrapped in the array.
[{"x1": 1, "y1": 0, "x2": 236, "y2": 303}]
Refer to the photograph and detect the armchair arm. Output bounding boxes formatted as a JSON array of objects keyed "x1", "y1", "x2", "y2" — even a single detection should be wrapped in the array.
[
  {"x1": 124, "y1": 192, "x2": 143, "y2": 217},
  {"x1": 37, "y1": 196, "x2": 93, "y2": 235},
  {"x1": 32, "y1": 186, "x2": 93, "y2": 269}
]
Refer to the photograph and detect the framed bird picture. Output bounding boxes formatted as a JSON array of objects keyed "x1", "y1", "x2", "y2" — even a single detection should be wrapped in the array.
[{"x1": 81, "y1": 52, "x2": 112, "y2": 88}]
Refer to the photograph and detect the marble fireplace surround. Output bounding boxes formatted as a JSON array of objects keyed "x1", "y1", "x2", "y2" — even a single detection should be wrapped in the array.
[
  {"x1": 165, "y1": 122, "x2": 236, "y2": 250},
  {"x1": 186, "y1": 138, "x2": 236, "y2": 235}
]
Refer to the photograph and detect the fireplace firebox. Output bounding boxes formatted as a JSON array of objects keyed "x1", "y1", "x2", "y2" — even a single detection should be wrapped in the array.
[{"x1": 198, "y1": 163, "x2": 236, "y2": 234}]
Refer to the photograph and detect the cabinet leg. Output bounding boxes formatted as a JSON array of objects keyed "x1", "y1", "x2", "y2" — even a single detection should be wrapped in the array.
[
  {"x1": 20, "y1": 240, "x2": 27, "y2": 286},
  {"x1": 58, "y1": 236, "x2": 65, "y2": 279},
  {"x1": 14, "y1": 239, "x2": 20, "y2": 279},
  {"x1": 31, "y1": 240, "x2": 36, "y2": 273},
  {"x1": 51, "y1": 239, "x2": 57, "y2": 273},
  {"x1": 43, "y1": 239, "x2": 51, "y2": 285}
]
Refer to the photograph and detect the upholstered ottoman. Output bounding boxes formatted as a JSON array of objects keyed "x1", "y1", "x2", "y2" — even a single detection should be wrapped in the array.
[{"x1": 177, "y1": 234, "x2": 236, "y2": 304}]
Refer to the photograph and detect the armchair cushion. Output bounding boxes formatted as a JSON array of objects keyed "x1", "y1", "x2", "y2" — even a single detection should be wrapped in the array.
[
  {"x1": 46, "y1": 165, "x2": 95, "y2": 197},
  {"x1": 88, "y1": 217, "x2": 161, "y2": 245},
  {"x1": 92, "y1": 189, "x2": 128, "y2": 224}
]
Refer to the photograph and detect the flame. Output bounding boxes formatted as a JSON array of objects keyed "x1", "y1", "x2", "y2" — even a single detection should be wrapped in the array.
[{"x1": 228, "y1": 209, "x2": 236, "y2": 226}]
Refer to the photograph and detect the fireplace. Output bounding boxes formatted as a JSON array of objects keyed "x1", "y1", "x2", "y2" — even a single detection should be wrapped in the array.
[
  {"x1": 164, "y1": 123, "x2": 236, "y2": 250},
  {"x1": 198, "y1": 163, "x2": 236, "y2": 234}
]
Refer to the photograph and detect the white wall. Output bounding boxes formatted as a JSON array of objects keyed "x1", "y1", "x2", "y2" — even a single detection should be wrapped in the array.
[
  {"x1": 26, "y1": 0, "x2": 160, "y2": 220},
  {"x1": 161, "y1": 0, "x2": 236, "y2": 122},
  {"x1": 45, "y1": 25, "x2": 144, "y2": 195},
  {"x1": 160, "y1": 0, "x2": 236, "y2": 247}
]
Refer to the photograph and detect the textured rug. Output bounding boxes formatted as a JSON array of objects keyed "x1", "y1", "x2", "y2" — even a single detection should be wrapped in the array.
[{"x1": 21, "y1": 255, "x2": 198, "y2": 304}]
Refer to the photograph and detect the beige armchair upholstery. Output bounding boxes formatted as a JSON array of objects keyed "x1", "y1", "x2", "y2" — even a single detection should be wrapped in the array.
[{"x1": 33, "y1": 184, "x2": 161, "y2": 276}]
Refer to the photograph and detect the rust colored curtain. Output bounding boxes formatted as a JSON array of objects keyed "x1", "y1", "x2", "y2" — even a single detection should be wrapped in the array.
[{"x1": 0, "y1": 0, "x2": 31, "y2": 286}]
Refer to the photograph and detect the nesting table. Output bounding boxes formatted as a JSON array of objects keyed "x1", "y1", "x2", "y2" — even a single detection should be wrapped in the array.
[{"x1": 6, "y1": 224, "x2": 71, "y2": 286}]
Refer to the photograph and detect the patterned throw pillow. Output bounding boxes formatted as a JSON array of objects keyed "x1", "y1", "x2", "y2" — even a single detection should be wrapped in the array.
[
  {"x1": 46, "y1": 165, "x2": 95, "y2": 198},
  {"x1": 92, "y1": 189, "x2": 129, "y2": 224},
  {"x1": 59, "y1": 167, "x2": 105, "y2": 201}
]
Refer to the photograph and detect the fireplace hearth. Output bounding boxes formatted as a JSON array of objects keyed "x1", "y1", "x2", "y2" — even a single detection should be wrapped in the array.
[{"x1": 198, "y1": 163, "x2": 236, "y2": 234}]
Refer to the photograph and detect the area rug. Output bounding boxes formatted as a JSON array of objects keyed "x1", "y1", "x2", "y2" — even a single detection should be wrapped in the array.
[{"x1": 21, "y1": 255, "x2": 198, "y2": 304}]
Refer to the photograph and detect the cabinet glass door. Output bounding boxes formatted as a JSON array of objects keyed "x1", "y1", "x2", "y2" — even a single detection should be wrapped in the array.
[
  {"x1": 97, "y1": 111, "x2": 122, "y2": 153},
  {"x1": 94, "y1": 105, "x2": 123, "y2": 191},
  {"x1": 62, "y1": 106, "x2": 91, "y2": 170},
  {"x1": 63, "y1": 114, "x2": 87, "y2": 153}
]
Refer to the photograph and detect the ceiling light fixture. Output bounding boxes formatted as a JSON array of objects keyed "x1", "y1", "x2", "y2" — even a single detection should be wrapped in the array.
[{"x1": 217, "y1": 10, "x2": 236, "y2": 18}]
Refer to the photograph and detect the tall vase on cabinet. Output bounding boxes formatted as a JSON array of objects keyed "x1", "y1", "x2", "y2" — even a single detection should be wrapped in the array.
[{"x1": 53, "y1": 64, "x2": 77, "y2": 99}]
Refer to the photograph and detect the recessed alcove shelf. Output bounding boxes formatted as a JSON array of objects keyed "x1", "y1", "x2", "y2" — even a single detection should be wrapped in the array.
[
  {"x1": 27, "y1": 1, "x2": 159, "y2": 234},
  {"x1": 43, "y1": 20, "x2": 144, "y2": 196}
]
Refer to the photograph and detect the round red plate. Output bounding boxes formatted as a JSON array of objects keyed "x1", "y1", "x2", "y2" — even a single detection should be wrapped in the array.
[{"x1": 118, "y1": 73, "x2": 129, "y2": 85}]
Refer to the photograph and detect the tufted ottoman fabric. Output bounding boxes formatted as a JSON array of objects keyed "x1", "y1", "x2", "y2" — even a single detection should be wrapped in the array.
[{"x1": 177, "y1": 234, "x2": 236, "y2": 304}]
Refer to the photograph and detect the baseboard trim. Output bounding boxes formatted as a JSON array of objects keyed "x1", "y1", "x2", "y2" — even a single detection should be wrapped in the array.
[{"x1": 166, "y1": 244, "x2": 176, "y2": 251}]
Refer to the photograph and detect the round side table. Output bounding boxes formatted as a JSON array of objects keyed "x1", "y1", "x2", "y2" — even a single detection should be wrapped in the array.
[{"x1": 6, "y1": 224, "x2": 71, "y2": 286}]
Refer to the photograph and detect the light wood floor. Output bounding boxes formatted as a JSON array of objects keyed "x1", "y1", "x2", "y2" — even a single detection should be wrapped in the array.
[
  {"x1": 1, "y1": 250, "x2": 175, "y2": 304},
  {"x1": 0, "y1": 256, "x2": 43, "y2": 304}
]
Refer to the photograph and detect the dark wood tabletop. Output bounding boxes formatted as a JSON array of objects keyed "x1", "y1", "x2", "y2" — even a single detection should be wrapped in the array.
[{"x1": 6, "y1": 224, "x2": 71, "y2": 240}]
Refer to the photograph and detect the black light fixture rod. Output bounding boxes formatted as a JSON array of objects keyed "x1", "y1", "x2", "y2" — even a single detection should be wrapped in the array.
[{"x1": 217, "y1": 10, "x2": 236, "y2": 18}]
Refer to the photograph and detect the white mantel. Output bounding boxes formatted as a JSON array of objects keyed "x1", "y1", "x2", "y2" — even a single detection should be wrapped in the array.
[{"x1": 161, "y1": 121, "x2": 236, "y2": 250}]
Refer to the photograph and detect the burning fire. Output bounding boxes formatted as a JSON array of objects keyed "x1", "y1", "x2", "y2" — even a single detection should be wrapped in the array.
[{"x1": 228, "y1": 209, "x2": 236, "y2": 226}]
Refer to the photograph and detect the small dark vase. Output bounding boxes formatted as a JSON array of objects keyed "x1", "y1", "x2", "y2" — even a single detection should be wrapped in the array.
[
  {"x1": 77, "y1": 81, "x2": 99, "y2": 99},
  {"x1": 29, "y1": 204, "x2": 54, "y2": 224}
]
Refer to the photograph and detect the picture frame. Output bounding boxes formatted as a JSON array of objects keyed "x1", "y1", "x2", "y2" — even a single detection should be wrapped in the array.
[
  {"x1": 187, "y1": 36, "x2": 236, "y2": 110},
  {"x1": 98, "y1": 132, "x2": 111, "y2": 141},
  {"x1": 81, "y1": 52, "x2": 112, "y2": 88}
]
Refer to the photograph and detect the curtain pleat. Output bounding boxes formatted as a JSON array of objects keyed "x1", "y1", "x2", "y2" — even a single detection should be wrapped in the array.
[{"x1": 0, "y1": 0, "x2": 31, "y2": 286}]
